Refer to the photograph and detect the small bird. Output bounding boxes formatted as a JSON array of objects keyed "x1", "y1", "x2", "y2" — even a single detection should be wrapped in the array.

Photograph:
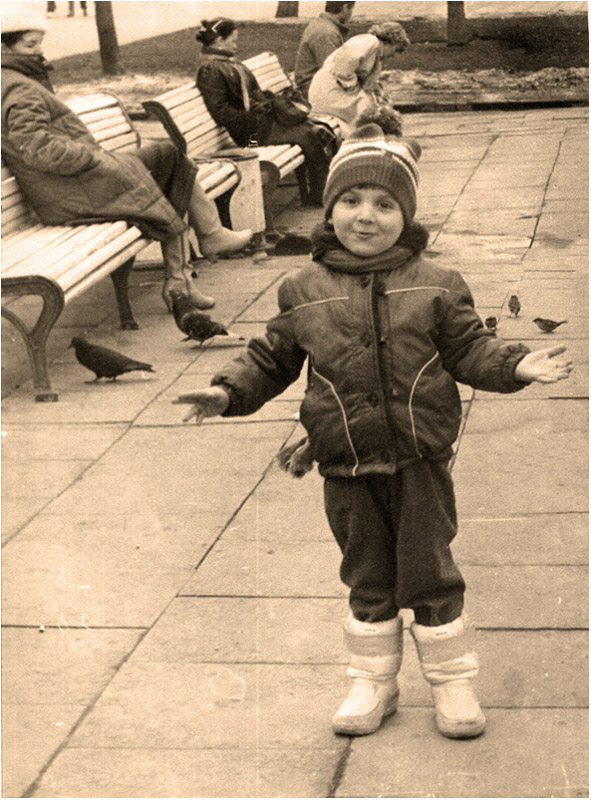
[
  {"x1": 170, "y1": 290, "x2": 242, "y2": 345},
  {"x1": 70, "y1": 336, "x2": 155, "y2": 382},
  {"x1": 508, "y1": 295, "x2": 521, "y2": 317},
  {"x1": 533, "y1": 317, "x2": 568, "y2": 334},
  {"x1": 484, "y1": 316, "x2": 498, "y2": 335}
]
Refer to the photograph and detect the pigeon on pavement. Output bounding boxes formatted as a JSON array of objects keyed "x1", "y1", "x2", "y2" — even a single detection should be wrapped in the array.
[
  {"x1": 70, "y1": 337, "x2": 155, "y2": 382},
  {"x1": 170, "y1": 290, "x2": 242, "y2": 345},
  {"x1": 533, "y1": 318, "x2": 568, "y2": 333}
]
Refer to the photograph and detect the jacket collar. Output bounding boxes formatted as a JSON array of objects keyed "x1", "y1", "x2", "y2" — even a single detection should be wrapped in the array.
[
  {"x1": 200, "y1": 46, "x2": 236, "y2": 61},
  {"x1": 319, "y1": 12, "x2": 349, "y2": 37},
  {"x1": 1, "y1": 52, "x2": 54, "y2": 92}
]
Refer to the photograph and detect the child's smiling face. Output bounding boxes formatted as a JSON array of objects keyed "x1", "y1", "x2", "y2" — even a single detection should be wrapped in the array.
[{"x1": 329, "y1": 186, "x2": 404, "y2": 257}]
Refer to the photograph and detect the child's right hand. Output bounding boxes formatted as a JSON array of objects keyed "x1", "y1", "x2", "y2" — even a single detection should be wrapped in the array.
[{"x1": 172, "y1": 387, "x2": 230, "y2": 425}]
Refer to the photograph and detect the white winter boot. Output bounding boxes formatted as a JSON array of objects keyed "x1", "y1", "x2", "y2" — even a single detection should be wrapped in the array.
[
  {"x1": 332, "y1": 614, "x2": 403, "y2": 736},
  {"x1": 411, "y1": 616, "x2": 486, "y2": 739}
]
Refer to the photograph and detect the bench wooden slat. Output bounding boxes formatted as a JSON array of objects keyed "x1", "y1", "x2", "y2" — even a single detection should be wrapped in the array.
[
  {"x1": 76, "y1": 105, "x2": 126, "y2": 127},
  {"x1": 66, "y1": 93, "x2": 121, "y2": 115},
  {"x1": 3, "y1": 223, "x2": 87, "y2": 264},
  {"x1": 57, "y1": 228, "x2": 146, "y2": 293},
  {"x1": 3, "y1": 223, "x2": 110, "y2": 268},
  {"x1": 93, "y1": 131, "x2": 139, "y2": 152},
  {"x1": 65, "y1": 235, "x2": 148, "y2": 303},
  {"x1": 3, "y1": 222, "x2": 131, "y2": 279}
]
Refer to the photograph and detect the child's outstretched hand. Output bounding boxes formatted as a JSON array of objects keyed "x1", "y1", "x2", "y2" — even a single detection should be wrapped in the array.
[
  {"x1": 514, "y1": 345, "x2": 574, "y2": 384},
  {"x1": 173, "y1": 386, "x2": 230, "y2": 424}
]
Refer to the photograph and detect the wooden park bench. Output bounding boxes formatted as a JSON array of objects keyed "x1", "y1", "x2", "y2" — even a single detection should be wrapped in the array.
[
  {"x1": 1, "y1": 92, "x2": 241, "y2": 402},
  {"x1": 142, "y1": 66, "x2": 311, "y2": 233}
]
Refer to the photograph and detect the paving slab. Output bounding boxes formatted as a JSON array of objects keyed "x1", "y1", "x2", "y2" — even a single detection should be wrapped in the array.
[
  {"x1": 8, "y1": 511, "x2": 223, "y2": 573},
  {"x1": 1, "y1": 424, "x2": 124, "y2": 461},
  {"x1": 2, "y1": 627, "x2": 142, "y2": 706},
  {"x1": 337, "y1": 708, "x2": 588, "y2": 799},
  {"x1": 1, "y1": 548, "x2": 191, "y2": 628},
  {"x1": 453, "y1": 186, "x2": 546, "y2": 210},
  {"x1": 453, "y1": 400, "x2": 588, "y2": 515},
  {"x1": 68, "y1": 661, "x2": 347, "y2": 750},
  {"x1": 2, "y1": 702, "x2": 86, "y2": 799},
  {"x1": 33, "y1": 745, "x2": 345, "y2": 799},
  {"x1": 41, "y1": 424, "x2": 291, "y2": 517},
  {"x1": 132, "y1": 596, "x2": 346, "y2": 665},
  {"x1": 453, "y1": 512, "x2": 588, "y2": 565},
  {"x1": 2, "y1": 497, "x2": 52, "y2": 544},
  {"x1": 462, "y1": 565, "x2": 588, "y2": 628},
  {"x1": 179, "y1": 538, "x2": 343, "y2": 597}
]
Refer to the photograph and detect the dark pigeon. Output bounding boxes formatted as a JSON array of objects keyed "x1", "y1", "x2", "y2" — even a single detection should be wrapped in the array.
[
  {"x1": 169, "y1": 290, "x2": 234, "y2": 345},
  {"x1": 70, "y1": 336, "x2": 155, "y2": 382}
]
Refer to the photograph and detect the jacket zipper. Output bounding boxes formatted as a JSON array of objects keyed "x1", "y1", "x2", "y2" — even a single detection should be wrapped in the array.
[{"x1": 369, "y1": 274, "x2": 398, "y2": 466}]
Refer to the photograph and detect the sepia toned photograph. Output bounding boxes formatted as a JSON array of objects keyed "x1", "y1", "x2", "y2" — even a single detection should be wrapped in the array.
[{"x1": 1, "y1": 0, "x2": 588, "y2": 796}]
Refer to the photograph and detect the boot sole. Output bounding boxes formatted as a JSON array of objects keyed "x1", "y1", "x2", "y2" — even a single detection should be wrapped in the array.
[
  {"x1": 332, "y1": 693, "x2": 399, "y2": 737},
  {"x1": 437, "y1": 714, "x2": 486, "y2": 739}
]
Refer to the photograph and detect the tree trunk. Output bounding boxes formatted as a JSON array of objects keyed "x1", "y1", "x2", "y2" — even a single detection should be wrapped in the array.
[
  {"x1": 275, "y1": 1, "x2": 299, "y2": 18},
  {"x1": 95, "y1": 1, "x2": 124, "y2": 75},
  {"x1": 447, "y1": 1, "x2": 472, "y2": 45}
]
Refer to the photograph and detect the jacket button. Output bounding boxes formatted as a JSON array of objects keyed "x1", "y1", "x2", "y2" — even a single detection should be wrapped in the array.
[{"x1": 391, "y1": 387, "x2": 399, "y2": 397}]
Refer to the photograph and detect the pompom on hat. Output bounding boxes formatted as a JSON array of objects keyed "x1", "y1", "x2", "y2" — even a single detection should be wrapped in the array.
[
  {"x1": 1, "y1": 1, "x2": 47, "y2": 34},
  {"x1": 323, "y1": 123, "x2": 422, "y2": 226}
]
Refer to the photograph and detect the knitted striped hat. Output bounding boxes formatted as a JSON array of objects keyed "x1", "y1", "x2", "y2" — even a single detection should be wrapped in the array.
[{"x1": 323, "y1": 123, "x2": 421, "y2": 225}]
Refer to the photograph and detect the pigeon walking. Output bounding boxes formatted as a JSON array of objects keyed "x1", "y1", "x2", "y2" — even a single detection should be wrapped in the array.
[
  {"x1": 170, "y1": 290, "x2": 242, "y2": 346},
  {"x1": 484, "y1": 316, "x2": 498, "y2": 335},
  {"x1": 508, "y1": 295, "x2": 521, "y2": 317},
  {"x1": 70, "y1": 337, "x2": 155, "y2": 382},
  {"x1": 533, "y1": 318, "x2": 567, "y2": 334}
]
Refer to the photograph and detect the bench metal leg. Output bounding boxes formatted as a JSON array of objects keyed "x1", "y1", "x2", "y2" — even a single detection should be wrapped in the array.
[
  {"x1": 295, "y1": 164, "x2": 308, "y2": 205},
  {"x1": 110, "y1": 257, "x2": 139, "y2": 330},
  {"x1": 2, "y1": 276, "x2": 64, "y2": 402}
]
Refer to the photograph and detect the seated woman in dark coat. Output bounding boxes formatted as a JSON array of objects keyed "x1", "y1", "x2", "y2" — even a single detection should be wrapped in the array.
[
  {"x1": 1, "y1": 6, "x2": 252, "y2": 312},
  {"x1": 196, "y1": 17, "x2": 332, "y2": 207}
]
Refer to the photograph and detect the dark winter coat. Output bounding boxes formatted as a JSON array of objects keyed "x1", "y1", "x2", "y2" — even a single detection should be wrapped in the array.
[
  {"x1": 212, "y1": 224, "x2": 531, "y2": 478},
  {"x1": 196, "y1": 48, "x2": 273, "y2": 147},
  {"x1": 1, "y1": 54, "x2": 186, "y2": 241},
  {"x1": 294, "y1": 13, "x2": 349, "y2": 97}
]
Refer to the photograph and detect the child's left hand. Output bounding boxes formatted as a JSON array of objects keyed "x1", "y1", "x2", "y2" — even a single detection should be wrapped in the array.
[{"x1": 514, "y1": 345, "x2": 574, "y2": 384}]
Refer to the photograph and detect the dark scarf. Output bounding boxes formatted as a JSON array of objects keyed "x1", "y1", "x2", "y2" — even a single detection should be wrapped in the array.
[
  {"x1": 311, "y1": 220, "x2": 430, "y2": 273},
  {"x1": 1, "y1": 52, "x2": 55, "y2": 92}
]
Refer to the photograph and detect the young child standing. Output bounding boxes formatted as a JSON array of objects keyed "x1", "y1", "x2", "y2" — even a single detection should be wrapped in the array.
[{"x1": 174, "y1": 124, "x2": 573, "y2": 740}]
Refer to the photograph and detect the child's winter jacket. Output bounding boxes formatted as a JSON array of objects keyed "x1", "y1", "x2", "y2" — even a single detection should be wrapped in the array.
[{"x1": 212, "y1": 228, "x2": 530, "y2": 478}]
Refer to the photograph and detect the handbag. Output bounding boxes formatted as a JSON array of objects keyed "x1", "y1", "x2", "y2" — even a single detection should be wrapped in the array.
[{"x1": 270, "y1": 88, "x2": 311, "y2": 127}]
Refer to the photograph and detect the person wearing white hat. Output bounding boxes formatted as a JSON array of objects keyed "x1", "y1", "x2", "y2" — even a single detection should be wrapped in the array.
[{"x1": 1, "y1": 6, "x2": 253, "y2": 311}]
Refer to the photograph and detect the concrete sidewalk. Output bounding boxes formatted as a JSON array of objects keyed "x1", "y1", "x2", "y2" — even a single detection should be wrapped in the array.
[{"x1": 2, "y1": 106, "x2": 588, "y2": 798}]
